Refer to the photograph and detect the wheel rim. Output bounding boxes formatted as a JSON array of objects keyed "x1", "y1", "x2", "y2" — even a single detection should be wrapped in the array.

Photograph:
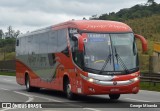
[
  {"x1": 26, "y1": 77, "x2": 29, "y2": 89},
  {"x1": 67, "y1": 84, "x2": 71, "y2": 97}
]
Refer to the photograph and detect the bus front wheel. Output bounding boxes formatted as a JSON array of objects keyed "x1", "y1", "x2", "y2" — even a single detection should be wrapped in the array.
[
  {"x1": 65, "y1": 79, "x2": 75, "y2": 100},
  {"x1": 109, "y1": 94, "x2": 120, "y2": 100}
]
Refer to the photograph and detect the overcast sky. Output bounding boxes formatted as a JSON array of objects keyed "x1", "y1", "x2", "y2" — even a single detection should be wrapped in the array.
[{"x1": 0, "y1": 0, "x2": 160, "y2": 33}]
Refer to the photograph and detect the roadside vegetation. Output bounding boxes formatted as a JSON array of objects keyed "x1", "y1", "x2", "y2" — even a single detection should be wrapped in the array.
[
  {"x1": 0, "y1": 38, "x2": 15, "y2": 59},
  {"x1": 0, "y1": 72, "x2": 15, "y2": 76},
  {"x1": 140, "y1": 82, "x2": 160, "y2": 92}
]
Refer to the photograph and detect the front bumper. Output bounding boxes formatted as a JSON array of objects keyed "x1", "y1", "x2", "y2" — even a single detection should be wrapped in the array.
[{"x1": 81, "y1": 76, "x2": 140, "y2": 95}]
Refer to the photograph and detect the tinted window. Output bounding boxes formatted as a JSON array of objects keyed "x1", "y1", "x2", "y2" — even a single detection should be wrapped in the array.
[
  {"x1": 16, "y1": 39, "x2": 19, "y2": 46},
  {"x1": 30, "y1": 34, "x2": 39, "y2": 54},
  {"x1": 16, "y1": 38, "x2": 21, "y2": 56},
  {"x1": 27, "y1": 36, "x2": 33, "y2": 54},
  {"x1": 21, "y1": 37, "x2": 26, "y2": 55},
  {"x1": 38, "y1": 33, "x2": 49, "y2": 54},
  {"x1": 57, "y1": 29, "x2": 68, "y2": 52},
  {"x1": 48, "y1": 31, "x2": 57, "y2": 53}
]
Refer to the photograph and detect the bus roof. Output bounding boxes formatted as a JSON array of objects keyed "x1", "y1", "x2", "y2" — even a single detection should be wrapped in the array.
[
  {"x1": 18, "y1": 20, "x2": 132, "y2": 38},
  {"x1": 53, "y1": 20, "x2": 132, "y2": 33}
]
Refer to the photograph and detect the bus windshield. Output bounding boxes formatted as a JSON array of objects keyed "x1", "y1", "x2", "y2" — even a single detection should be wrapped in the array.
[{"x1": 84, "y1": 33, "x2": 139, "y2": 74}]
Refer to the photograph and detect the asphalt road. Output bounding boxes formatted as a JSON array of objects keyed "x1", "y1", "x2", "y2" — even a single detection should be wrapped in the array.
[{"x1": 0, "y1": 75, "x2": 160, "y2": 111}]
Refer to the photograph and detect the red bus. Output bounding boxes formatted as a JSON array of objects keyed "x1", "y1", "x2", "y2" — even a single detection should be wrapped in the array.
[{"x1": 16, "y1": 20, "x2": 147, "y2": 100}]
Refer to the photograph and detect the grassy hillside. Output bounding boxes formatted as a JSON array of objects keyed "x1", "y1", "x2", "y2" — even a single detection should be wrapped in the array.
[
  {"x1": 98, "y1": 2, "x2": 160, "y2": 22},
  {"x1": 0, "y1": 51, "x2": 15, "y2": 61},
  {"x1": 125, "y1": 15, "x2": 160, "y2": 42},
  {"x1": 124, "y1": 15, "x2": 160, "y2": 56}
]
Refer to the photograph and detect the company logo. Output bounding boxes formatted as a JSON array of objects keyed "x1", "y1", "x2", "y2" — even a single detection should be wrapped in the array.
[
  {"x1": 113, "y1": 81, "x2": 117, "y2": 85},
  {"x1": 2, "y1": 103, "x2": 12, "y2": 108},
  {"x1": 1, "y1": 103, "x2": 42, "y2": 109}
]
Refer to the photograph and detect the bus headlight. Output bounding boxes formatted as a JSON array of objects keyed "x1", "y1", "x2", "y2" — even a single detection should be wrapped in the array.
[
  {"x1": 80, "y1": 74, "x2": 95, "y2": 83},
  {"x1": 88, "y1": 78, "x2": 94, "y2": 82},
  {"x1": 130, "y1": 77, "x2": 139, "y2": 82}
]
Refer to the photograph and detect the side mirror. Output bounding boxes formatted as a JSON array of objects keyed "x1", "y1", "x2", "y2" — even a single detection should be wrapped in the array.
[{"x1": 134, "y1": 34, "x2": 148, "y2": 53}]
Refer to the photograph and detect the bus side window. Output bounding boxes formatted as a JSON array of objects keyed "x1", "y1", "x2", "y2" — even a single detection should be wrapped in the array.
[
  {"x1": 57, "y1": 30, "x2": 66, "y2": 52},
  {"x1": 38, "y1": 33, "x2": 48, "y2": 54},
  {"x1": 16, "y1": 39, "x2": 19, "y2": 46},
  {"x1": 57, "y1": 29, "x2": 69, "y2": 56},
  {"x1": 48, "y1": 31, "x2": 57, "y2": 53}
]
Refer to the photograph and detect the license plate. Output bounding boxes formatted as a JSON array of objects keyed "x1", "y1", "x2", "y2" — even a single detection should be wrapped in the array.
[{"x1": 110, "y1": 88, "x2": 119, "y2": 92}]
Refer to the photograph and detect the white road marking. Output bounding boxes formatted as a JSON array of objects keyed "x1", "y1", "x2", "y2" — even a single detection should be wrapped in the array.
[
  {"x1": 42, "y1": 109, "x2": 58, "y2": 111},
  {"x1": 3, "y1": 79, "x2": 12, "y2": 82},
  {"x1": 0, "y1": 108, "x2": 13, "y2": 111},
  {"x1": 0, "y1": 91, "x2": 35, "y2": 111},
  {"x1": 0, "y1": 75, "x2": 14, "y2": 77},
  {"x1": 31, "y1": 94, "x2": 83, "y2": 108},
  {"x1": 0, "y1": 88, "x2": 9, "y2": 91},
  {"x1": 14, "y1": 91, "x2": 34, "y2": 103},
  {"x1": 0, "y1": 87, "x2": 97, "y2": 110},
  {"x1": 26, "y1": 97, "x2": 34, "y2": 103},
  {"x1": 14, "y1": 91, "x2": 62, "y2": 102},
  {"x1": 0, "y1": 88, "x2": 13, "y2": 111},
  {"x1": 13, "y1": 91, "x2": 94, "y2": 109},
  {"x1": 13, "y1": 91, "x2": 33, "y2": 97},
  {"x1": 3, "y1": 78, "x2": 13, "y2": 81},
  {"x1": 124, "y1": 98, "x2": 151, "y2": 102},
  {"x1": 83, "y1": 108, "x2": 101, "y2": 111},
  {"x1": 33, "y1": 95, "x2": 62, "y2": 102},
  {"x1": 140, "y1": 90, "x2": 160, "y2": 94}
]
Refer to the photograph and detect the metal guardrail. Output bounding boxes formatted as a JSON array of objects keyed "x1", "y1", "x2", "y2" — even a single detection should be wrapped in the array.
[
  {"x1": 140, "y1": 73, "x2": 160, "y2": 86},
  {"x1": 0, "y1": 69, "x2": 16, "y2": 72}
]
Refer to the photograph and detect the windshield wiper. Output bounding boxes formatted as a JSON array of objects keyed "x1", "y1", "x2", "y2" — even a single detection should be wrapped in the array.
[
  {"x1": 99, "y1": 47, "x2": 112, "y2": 74},
  {"x1": 114, "y1": 46, "x2": 130, "y2": 74}
]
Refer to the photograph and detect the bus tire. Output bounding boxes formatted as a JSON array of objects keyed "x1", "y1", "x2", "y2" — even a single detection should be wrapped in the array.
[
  {"x1": 65, "y1": 79, "x2": 75, "y2": 100},
  {"x1": 25, "y1": 74, "x2": 39, "y2": 92},
  {"x1": 109, "y1": 94, "x2": 120, "y2": 100}
]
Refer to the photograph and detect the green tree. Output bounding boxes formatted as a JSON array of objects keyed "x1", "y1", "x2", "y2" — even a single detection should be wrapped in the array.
[
  {"x1": 147, "y1": 0, "x2": 154, "y2": 5},
  {"x1": 0, "y1": 30, "x2": 4, "y2": 39},
  {"x1": 5, "y1": 26, "x2": 21, "y2": 38}
]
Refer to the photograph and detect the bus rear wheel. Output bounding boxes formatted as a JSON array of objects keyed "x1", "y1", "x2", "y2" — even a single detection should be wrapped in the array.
[
  {"x1": 25, "y1": 75, "x2": 39, "y2": 92},
  {"x1": 109, "y1": 94, "x2": 120, "y2": 100}
]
